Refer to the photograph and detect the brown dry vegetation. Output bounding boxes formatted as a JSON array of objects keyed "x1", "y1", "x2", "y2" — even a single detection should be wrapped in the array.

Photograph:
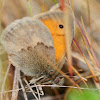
[{"x1": 0, "y1": 0, "x2": 100, "y2": 100}]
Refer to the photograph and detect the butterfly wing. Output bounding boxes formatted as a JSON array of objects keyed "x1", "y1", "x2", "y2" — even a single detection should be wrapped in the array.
[
  {"x1": 1, "y1": 17, "x2": 56, "y2": 76},
  {"x1": 34, "y1": 11, "x2": 74, "y2": 69}
]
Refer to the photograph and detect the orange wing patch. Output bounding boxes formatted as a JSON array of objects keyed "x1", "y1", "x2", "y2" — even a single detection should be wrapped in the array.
[{"x1": 41, "y1": 19, "x2": 66, "y2": 61}]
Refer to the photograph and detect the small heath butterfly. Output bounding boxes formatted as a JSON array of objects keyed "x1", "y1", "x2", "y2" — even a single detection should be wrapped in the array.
[{"x1": 1, "y1": 11, "x2": 74, "y2": 85}]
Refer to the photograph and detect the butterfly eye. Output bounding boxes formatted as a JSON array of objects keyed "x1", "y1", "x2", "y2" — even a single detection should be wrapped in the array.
[{"x1": 59, "y1": 24, "x2": 64, "y2": 29}]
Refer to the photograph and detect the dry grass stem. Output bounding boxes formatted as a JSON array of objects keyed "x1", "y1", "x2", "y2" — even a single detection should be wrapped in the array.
[
  {"x1": 65, "y1": 57, "x2": 88, "y2": 87},
  {"x1": 73, "y1": 38, "x2": 99, "y2": 81},
  {"x1": 11, "y1": 67, "x2": 19, "y2": 100},
  {"x1": 18, "y1": 76, "x2": 28, "y2": 100},
  {"x1": 0, "y1": 63, "x2": 11, "y2": 100},
  {"x1": 81, "y1": 17, "x2": 98, "y2": 68},
  {"x1": 23, "y1": 78, "x2": 39, "y2": 100}
]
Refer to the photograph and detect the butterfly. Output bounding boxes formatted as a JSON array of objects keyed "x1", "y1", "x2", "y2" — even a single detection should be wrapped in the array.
[{"x1": 1, "y1": 9, "x2": 74, "y2": 85}]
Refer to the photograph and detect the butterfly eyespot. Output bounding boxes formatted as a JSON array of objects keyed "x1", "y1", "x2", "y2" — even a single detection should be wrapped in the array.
[{"x1": 59, "y1": 24, "x2": 64, "y2": 29}]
